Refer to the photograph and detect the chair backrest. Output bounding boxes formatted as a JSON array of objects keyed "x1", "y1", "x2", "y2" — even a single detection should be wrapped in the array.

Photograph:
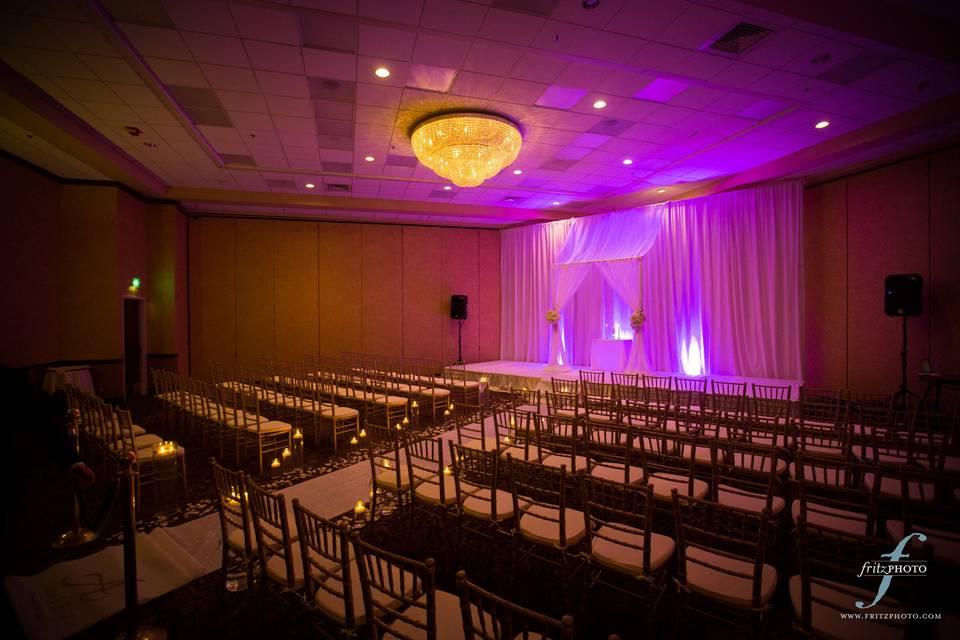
[
  {"x1": 366, "y1": 423, "x2": 404, "y2": 492},
  {"x1": 456, "y1": 570, "x2": 575, "y2": 639},
  {"x1": 610, "y1": 372, "x2": 639, "y2": 388},
  {"x1": 752, "y1": 383, "x2": 792, "y2": 402},
  {"x1": 210, "y1": 457, "x2": 252, "y2": 557},
  {"x1": 351, "y1": 534, "x2": 435, "y2": 640},
  {"x1": 406, "y1": 436, "x2": 447, "y2": 503},
  {"x1": 711, "y1": 379, "x2": 746, "y2": 396},
  {"x1": 506, "y1": 457, "x2": 575, "y2": 546},
  {"x1": 580, "y1": 476, "x2": 656, "y2": 575},
  {"x1": 551, "y1": 377, "x2": 578, "y2": 395},
  {"x1": 583, "y1": 419, "x2": 635, "y2": 483},
  {"x1": 712, "y1": 440, "x2": 782, "y2": 513},
  {"x1": 672, "y1": 493, "x2": 774, "y2": 610},
  {"x1": 493, "y1": 408, "x2": 538, "y2": 460},
  {"x1": 245, "y1": 477, "x2": 298, "y2": 589},
  {"x1": 455, "y1": 402, "x2": 493, "y2": 451},
  {"x1": 790, "y1": 452, "x2": 879, "y2": 537},
  {"x1": 642, "y1": 374, "x2": 673, "y2": 412},
  {"x1": 635, "y1": 428, "x2": 707, "y2": 491},
  {"x1": 292, "y1": 500, "x2": 356, "y2": 629},
  {"x1": 450, "y1": 443, "x2": 501, "y2": 516}
]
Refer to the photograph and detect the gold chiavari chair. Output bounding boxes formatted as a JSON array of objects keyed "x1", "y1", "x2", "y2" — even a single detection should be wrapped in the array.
[
  {"x1": 456, "y1": 569, "x2": 576, "y2": 639},
  {"x1": 584, "y1": 418, "x2": 643, "y2": 485},
  {"x1": 246, "y1": 477, "x2": 304, "y2": 595},
  {"x1": 210, "y1": 458, "x2": 257, "y2": 593}
]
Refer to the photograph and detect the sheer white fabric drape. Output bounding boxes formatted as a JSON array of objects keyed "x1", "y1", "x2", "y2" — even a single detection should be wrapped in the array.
[{"x1": 594, "y1": 260, "x2": 650, "y2": 371}]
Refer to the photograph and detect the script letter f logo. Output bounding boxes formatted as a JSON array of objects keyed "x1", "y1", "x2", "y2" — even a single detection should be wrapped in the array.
[{"x1": 856, "y1": 532, "x2": 927, "y2": 609}]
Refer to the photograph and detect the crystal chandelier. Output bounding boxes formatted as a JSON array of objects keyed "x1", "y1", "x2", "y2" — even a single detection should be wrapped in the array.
[{"x1": 410, "y1": 112, "x2": 522, "y2": 187}]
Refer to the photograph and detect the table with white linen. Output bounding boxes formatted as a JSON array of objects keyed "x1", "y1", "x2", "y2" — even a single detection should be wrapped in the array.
[
  {"x1": 42, "y1": 366, "x2": 94, "y2": 395},
  {"x1": 590, "y1": 339, "x2": 632, "y2": 371}
]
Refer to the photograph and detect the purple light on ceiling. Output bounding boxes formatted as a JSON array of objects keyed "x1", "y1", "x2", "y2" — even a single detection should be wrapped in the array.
[{"x1": 634, "y1": 78, "x2": 690, "y2": 103}]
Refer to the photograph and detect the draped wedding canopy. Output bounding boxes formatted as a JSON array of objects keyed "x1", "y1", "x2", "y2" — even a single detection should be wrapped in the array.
[{"x1": 500, "y1": 181, "x2": 803, "y2": 380}]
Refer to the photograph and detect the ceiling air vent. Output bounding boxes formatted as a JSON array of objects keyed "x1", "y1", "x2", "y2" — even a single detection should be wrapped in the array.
[
  {"x1": 326, "y1": 183, "x2": 350, "y2": 193},
  {"x1": 708, "y1": 22, "x2": 771, "y2": 54}
]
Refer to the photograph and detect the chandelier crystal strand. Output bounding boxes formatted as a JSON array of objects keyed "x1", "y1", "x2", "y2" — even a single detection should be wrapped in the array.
[{"x1": 410, "y1": 113, "x2": 522, "y2": 187}]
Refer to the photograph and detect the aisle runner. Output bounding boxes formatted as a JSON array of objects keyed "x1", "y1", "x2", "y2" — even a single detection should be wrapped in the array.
[
  {"x1": 6, "y1": 422, "x2": 491, "y2": 638},
  {"x1": 4, "y1": 529, "x2": 204, "y2": 640}
]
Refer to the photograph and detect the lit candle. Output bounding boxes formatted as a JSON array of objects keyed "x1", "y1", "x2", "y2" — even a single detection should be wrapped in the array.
[
  {"x1": 449, "y1": 403, "x2": 455, "y2": 411},
  {"x1": 510, "y1": 417, "x2": 516, "y2": 427},
  {"x1": 270, "y1": 457, "x2": 281, "y2": 478},
  {"x1": 411, "y1": 400, "x2": 419, "y2": 410},
  {"x1": 395, "y1": 422, "x2": 402, "y2": 430},
  {"x1": 402, "y1": 416, "x2": 409, "y2": 426},
  {"x1": 350, "y1": 436, "x2": 359, "y2": 445},
  {"x1": 443, "y1": 465, "x2": 452, "y2": 476},
  {"x1": 282, "y1": 447, "x2": 291, "y2": 458},
  {"x1": 480, "y1": 376, "x2": 488, "y2": 384},
  {"x1": 293, "y1": 429, "x2": 303, "y2": 440},
  {"x1": 354, "y1": 500, "x2": 366, "y2": 514},
  {"x1": 443, "y1": 409, "x2": 450, "y2": 417},
  {"x1": 359, "y1": 429, "x2": 367, "y2": 438}
]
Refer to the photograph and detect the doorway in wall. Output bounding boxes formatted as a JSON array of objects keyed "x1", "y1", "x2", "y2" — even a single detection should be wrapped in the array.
[{"x1": 122, "y1": 297, "x2": 146, "y2": 400}]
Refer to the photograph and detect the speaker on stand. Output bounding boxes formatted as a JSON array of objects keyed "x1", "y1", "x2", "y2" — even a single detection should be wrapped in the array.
[
  {"x1": 884, "y1": 273, "x2": 923, "y2": 409},
  {"x1": 450, "y1": 295, "x2": 467, "y2": 364}
]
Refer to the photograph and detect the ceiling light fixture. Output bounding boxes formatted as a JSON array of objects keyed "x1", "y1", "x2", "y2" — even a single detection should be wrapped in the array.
[
  {"x1": 364, "y1": 155, "x2": 375, "y2": 162},
  {"x1": 443, "y1": 185, "x2": 452, "y2": 191},
  {"x1": 551, "y1": 201, "x2": 561, "y2": 206},
  {"x1": 621, "y1": 158, "x2": 633, "y2": 165},
  {"x1": 657, "y1": 188, "x2": 667, "y2": 194},
  {"x1": 374, "y1": 67, "x2": 391, "y2": 78},
  {"x1": 592, "y1": 99, "x2": 607, "y2": 109},
  {"x1": 513, "y1": 169, "x2": 523, "y2": 175},
  {"x1": 582, "y1": 0, "x2": 601, "y2": 8},
  {"x1": 305, "y1": 183, "x2": 315, "y2": 189},
  {"x1": 815, "y1": 120, "x2": 830, "y2": 129},
  {"x1": 410, "y1": 112, "x2": 522, "y2": 187}
]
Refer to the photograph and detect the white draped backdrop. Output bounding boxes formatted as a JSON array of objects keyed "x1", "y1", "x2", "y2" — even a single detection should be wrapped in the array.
[{"x1": 499, "y1": 181, "x2": 803, "y2": 380}]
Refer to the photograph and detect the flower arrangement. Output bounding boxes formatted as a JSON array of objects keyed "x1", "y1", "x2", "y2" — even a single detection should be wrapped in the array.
[
  {"x1": 545, "y1": 309, "x2": 559, "y2": 324},
  {"x1": 630, "y1": 309, "x2": 646, "y2": 331}
]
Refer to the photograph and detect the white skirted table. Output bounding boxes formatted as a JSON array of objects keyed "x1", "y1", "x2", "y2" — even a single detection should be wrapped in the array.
[
  {"x1": 42, "y1": 366, "x2": 94, "y2": 395},
  {"x1": 590, "y1": 339, "x2": 632, "y2": 372}
]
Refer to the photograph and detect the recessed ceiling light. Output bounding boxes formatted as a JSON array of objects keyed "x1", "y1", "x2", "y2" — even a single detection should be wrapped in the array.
[
  {"x1": 443, "y1": 185, "x2": 452, "y2": 191},
  {"x1": 582, "y1": 0, "x2": 601, "y2": 8},
  {"x1": 374, "y1": 67, "x2": 390, "y2": 78},
  {"x1": 512, "y1": 169, "x2": 523, "y2": 175},
  {"x1": 657, "y1": 188, "x2": 667, "y2": 194},
  {"x1": 305, "y1": 183, "x2": 315, "y2": 189},
  {"x1": 364, "y1": 155, "x2": 375, "y2": 162},
  {"x1": 551, "y1": 201, "x2": 561, "y2": 206},
  {"x1": 815, "y1": 120, "x2": 830, "y2": 129},
  {"x1": 592, "y1": 99, "x2": 607, "y2": 110},
  {"x1": 621, "y1": 158, "x2": 633, "y2": 166}
]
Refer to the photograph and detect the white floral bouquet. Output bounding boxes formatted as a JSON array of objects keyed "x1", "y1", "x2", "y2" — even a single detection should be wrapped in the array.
[
  {"x1": 545, "y1": 309, "x2": 560, "y2": 324},
  {"x1": 630, "y1": 309, "x2": 646, "y2": 331}
]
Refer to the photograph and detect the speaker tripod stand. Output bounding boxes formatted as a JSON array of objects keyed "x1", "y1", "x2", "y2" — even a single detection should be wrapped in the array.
[
  {"x1": 893, "y1": 314, "x2": 919, "y2": 410},
  {"x1": 455, "y1": 319, "x2": 464, "y2": 365}
]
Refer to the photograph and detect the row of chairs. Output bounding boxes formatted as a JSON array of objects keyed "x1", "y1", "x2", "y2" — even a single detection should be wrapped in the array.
[
  {"x1": 210, "y1": 458, "x2": 583, "y2": 639},
  {"x1": 66, "y1": 384, "x2": 187, "y2": 511},
  {"x1": 369, "y1": 420, "x2": 955, "y2": 638}
]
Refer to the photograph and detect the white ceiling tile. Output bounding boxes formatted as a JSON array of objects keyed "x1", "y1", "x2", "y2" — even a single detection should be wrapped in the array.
[
  {"x1": 244, "y1": 40, "x2": 303, "y2": 74},
  {"x1": 358, "y1": 24, "x2": 415, "y2": 61},
  {"x1": 461, "y1": 41, "x2": 522, "y2": 76},
  {"x1": 405, "y1": 64, "x2": 456, "y2": 91},
  {"x1": 43, "y1": 20, "x2": 117, "y2": 56},
  {"x1": 551, "y1": 62, "x2": 613, "y2": 91},
  {"x1": 272, "y1": 114, "x2": 317, "y2": 134},
  {"x1": 79, "y1": 55, "x2": 142, "y2": 84},
  {"x1": 531, "y1": 20, "x2": 597, "y2": 56},
  {"x1": 53, "y1": 77, "x2": 123, "y2": 103},
  {"x1": 356, "y1": 56, "x2": 409, "y2": 86},
  {"x1": 82, "y1": 101, "x2": 140, "y2": 122},
  {"x1": 510, "y1": 53, "x2": 568, "y2": 83},
  {"x1": 228, "y1": 3, "x2": 301, "y2": 45},
  {"x1": 111, "y1": 84, "x2": 164, "y2": 107},
  {"x1": 182, "y1": 32, "x2": 249, "y2": 66},
  {"x1": 303, "y1": 47, "x2": 356, "y2": 81},
  {"x1": 200, "y1": 64, "x2": 260, "y2": 92},
  {"x1": 534, "y1": 85, "x2": 586, "y2": 109},
  {"x1": 781, "y1": 39, "x2": 863, "y2": 77},
  {"x1": 741, "y1": 29, "x2": 823, "y2": 69},
  {"x1": 255, "y1": 70, "x2": 309, "y2": 97},
  {"x1": 359, "y1": 0, "x2": 423, "y2": 26},
  {"x1": 420, "y1": 0, "x2": 488, "y2": 36},
  {"x1": 550, "y1": 0, "x2": 628, "y2": 29},
  {"x1": 265, "y1": 94, "x2": 314, "y2": 117},
  {"x1": 147, "y1": 58, "x2": 210, "y2": 86},
  {"x1": 656, "y1": 3, "x2": 741, "y2": 49},
  {"x1": 162, "y1": 0, "x2": 239, "y2": 37},
  {"x1": 709, "y1": 61, "x2": 771, "y2": 88},
  {"x1": 313, "y1": 99, "x2": 354, "y2": 120},
  {"x1": 119, "y1": 24, "x2": 192, "y2": 60},
  {"x1": 356, "y1": 82, "x2": 402, "y2": 109},
  {"x1": 229, "y1": 111, "x2": 275, "y2": 130},
  {"x1": 216, "y1": 90, "x2": 270, "y2": 113},
  {"x1": 411, "y1": 32, "x2": 470, "y2": 68},
  {"x1": 606, "y1": 0, "x2": 689, "y2": 40},
  {"x1": 494, "y1": 78, "x2": 549, "y2": 105},
  {"x1": 448, "y1": 71, "x2": 503, "y2": 99},
  {"x1": 581, "y1": 31, "x2": 645, "y2": 65},
  {"x1": 478, "y1": 8, "x2": 544, "y2": 46},
  {"x1": 17, "y1": 47, "x2": 97, "y2": 79}
]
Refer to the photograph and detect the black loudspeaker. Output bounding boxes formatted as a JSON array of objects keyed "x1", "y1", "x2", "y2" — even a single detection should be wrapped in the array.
[
  {"x1": 884, "y1": 274, "x2": 923, "y2": 317},
  {"x1": 450, "y1": 295, "x2": 468, "y2": 320}
]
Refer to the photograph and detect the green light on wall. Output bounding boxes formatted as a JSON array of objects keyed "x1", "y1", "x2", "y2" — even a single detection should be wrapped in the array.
[{"x1": 129, "y1": 276, "x2": 141, "y2": 292}]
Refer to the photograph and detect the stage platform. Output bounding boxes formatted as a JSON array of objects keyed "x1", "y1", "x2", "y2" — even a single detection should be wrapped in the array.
[{"x1": 462, "y1": 360, "x2": 804, "y2": 398}]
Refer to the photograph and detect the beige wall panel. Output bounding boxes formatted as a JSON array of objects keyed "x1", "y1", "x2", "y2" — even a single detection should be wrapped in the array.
[
  {"x1": 401, "y1": 226, "x2": 444, "y2": 360},
  {"x1": 235, "y1": 220, "x2": 276, "y2": 363},
  {"x1": 274, "y1": 221, "x2": 319, "y2": 361},
  {"x1": 441, "y1": 229, "x2": 480, "y2": 363},
  {"x1": 317, "y1": 223, "x2": 363, "y2": 356},
  {"x1": 189, "y1": 218, "x2": 236, "y2": 378},
  {"x1": 930, "y1": 148, "x2": 960, "y2": 376},
  {"x1": 361, "y1": 225, "x2": 404, "y2": 357}
]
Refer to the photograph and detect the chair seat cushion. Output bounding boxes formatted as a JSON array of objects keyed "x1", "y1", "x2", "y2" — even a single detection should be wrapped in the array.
[
  {"x1": 131, "y1": 424, "x2": 147, "y2": 436},
  {"x1": 246, "y1": 420, "x2": 292, "y2": 435},
  {"x1": 589, "y1": 462, "x2": 644, "y2": 485},
  {"x1": 313, "y1": 563, "x2": 402, "y2": 625},
  {"x1": 591, "y1": 524, "x2": 675, "y2": 576},
  {"x1": 226, "y1": 528, "x2": 256, "y2": 555},
  {"x1": 716, "y1": 484, "x2": 785, "y2": 516},
  {"x1": 373, "y1": 395, "x2": 407, "y2": 407},
  {"x1": 385, "y1": 589, "x2": 482, "y2": 640},
  {"x1": 417, "y1": 387, "x2": 451, "y2": 397},
  {"x1": 788, "y1": 575, "x2": 904, "y2": 640},
  {"x1": 791, "y1": 500, "x2": 869, "y2": 536},
  {"x1": 540, "y1": 454, "x2": 588, "y2": 473},
  {"x1": 461, "y1": 488, "x2": 516, "y2": 521},
  {"x1": 684, "y1": 546, "x2": 777, "y2": 608},
  {"x1": 265, "y1": 549, "x2": 305, "y2": 589},
  {"x1": 375, "y1": 466, "x2": 412, "y2": 491},
  {"x1": 321, "y1": 405, "x2": 359, "y2": 420},
  {"x1": 886, "y1": 520, "x2": 960, "y2": 566},
  {"x1": 519, "y1": 504, "x2": 586, "y2": 548},
  {"x1": 648, "y1": 472, "x2": 709, "y2": 501},
  {"x1": 732, "y1": 453, "x2": 787, "y2": 475},
  {"x1": 863, "y1": 472, "x2": 936, "y2": 500},
  {"x1": 414, "y1": 475, "x2": 461, "y2": 506}
]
